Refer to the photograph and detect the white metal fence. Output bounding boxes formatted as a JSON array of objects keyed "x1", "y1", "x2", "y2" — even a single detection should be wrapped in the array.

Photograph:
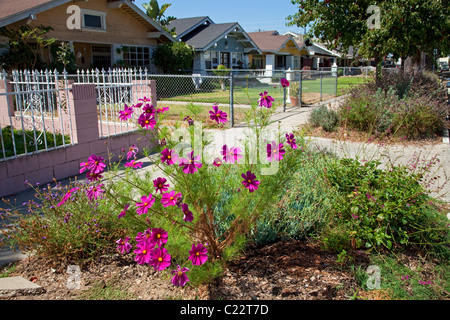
[{"x1": 0, "y1": 69, "x2": 74, "y2": 161}]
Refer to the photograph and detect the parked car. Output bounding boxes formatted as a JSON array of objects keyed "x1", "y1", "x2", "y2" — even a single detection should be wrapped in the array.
[{"x1": 440, "y1": 63, "x2": 449, "y2": 72}]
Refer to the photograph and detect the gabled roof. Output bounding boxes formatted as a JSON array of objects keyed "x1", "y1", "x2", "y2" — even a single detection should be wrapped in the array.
[
  {"x1": 0, "y1": 0, "x2": 71, "y2": 26},
  {"x1": 168, "y1": 16, "x2": 213, "y2": 39},
  {"x1": 247, "y1": 31, "x2": 301, "y2": 53},
  {"x1": 169, "y1": 17, "x2": 261, "y2": 54},
  {"x1": 0, "y1": 0, "x2": 174, "y2": 42},
  {"x1": 183, "y1": 22, "x2": 236, "y2": 49},
  {"x1": 307, "y1": 42, "x2": 341, "y2": 57}
]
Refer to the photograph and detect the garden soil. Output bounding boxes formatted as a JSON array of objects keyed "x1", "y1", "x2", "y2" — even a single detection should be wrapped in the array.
[{"x1": 2, "y1": 240, "x2": 367, "y2": 300}]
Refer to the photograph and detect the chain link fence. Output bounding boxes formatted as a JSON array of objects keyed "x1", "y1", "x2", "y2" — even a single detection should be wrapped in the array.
[{"x1": 1, "y1": 66, "x2": 373, "y2": 154}]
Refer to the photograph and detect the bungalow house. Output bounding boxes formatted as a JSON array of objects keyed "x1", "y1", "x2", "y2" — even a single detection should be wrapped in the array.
[
  {"x1": 283, "y1": 32, "x2": 341, "y2": 69},
  {"x1": 0, "y1": 0, "x2": 174, "y2": 71},
  {"x1": 167, "y1": 16, "x2": 261, "y2": 71},
  {"x1": 247, "y1": 31, "x2": 304, "y2": 73}
]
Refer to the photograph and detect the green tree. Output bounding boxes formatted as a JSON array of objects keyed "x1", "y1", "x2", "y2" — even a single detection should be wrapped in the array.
[
  {"x1": 152, "y1": 42, "x2": 194, "y2": 74},
  {"x1": 50, "y1": 42, "x2": 77, "y2": 73},
  {"x1": 0, "y1": 25, "x2": 56, "y2": 71},
  {"x1": 286, "y1": 0, "x2": 450, "y2": 76},
  {"x1": 143, "y1": 0, "x2": 176, "y2": 34}
]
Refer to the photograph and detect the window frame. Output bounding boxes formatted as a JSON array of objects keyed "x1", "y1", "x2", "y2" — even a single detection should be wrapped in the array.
[
  {"x1": 81, "y1": 9, "x2": 107, "y2": 31},
  {"x1": 123, "y1": 45, "x2": 152, "y2": 68}
]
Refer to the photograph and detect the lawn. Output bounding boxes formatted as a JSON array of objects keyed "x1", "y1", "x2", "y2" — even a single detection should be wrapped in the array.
[
  {"x1": 0, "y1": 126, "x2": 70, "y2": 159},
  {"x1": 157, "y1": 75, "x2": 371, "y2": 105}
]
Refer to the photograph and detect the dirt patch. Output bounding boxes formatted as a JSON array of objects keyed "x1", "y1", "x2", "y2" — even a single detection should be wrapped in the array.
[
  {"x1": 298, "y1": 124, "x2": 444, "y2": 147},
  {"x1": 1, "y1": 240, "x2": 366, "y2": 300}
]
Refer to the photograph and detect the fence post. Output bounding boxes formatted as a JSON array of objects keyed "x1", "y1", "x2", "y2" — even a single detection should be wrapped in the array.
[
  {"x1": 320, "y1": 71, "x2": 323, "y2": 101},
  {"x1": 335, "y1": 68, "x2": 338, "y2": 97},
  {"x1": 229, "y1": 72, "x2": 234, "y2": 127},
  {"x1": 66, "y1": 84, "x2": 100, "y2": 145},
  {"x1": 283, "y1": 71, "x2": 287, "y2": 112},
  {"x1": 0, "y1": 75, "x2": 18, "y2": 157},
  {"x1": 299, "y1": 71, "x2": 303, "y2": 107}
]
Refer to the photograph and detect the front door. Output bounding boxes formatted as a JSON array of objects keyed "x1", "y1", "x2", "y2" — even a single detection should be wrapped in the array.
[{"x1": 220, "y1": 52, "x2": 230, "y2": 68}]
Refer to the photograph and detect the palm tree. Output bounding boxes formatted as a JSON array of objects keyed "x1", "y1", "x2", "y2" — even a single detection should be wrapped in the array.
[{"x1": 142, "y1": 0, "x2": 176, "y2": 28}]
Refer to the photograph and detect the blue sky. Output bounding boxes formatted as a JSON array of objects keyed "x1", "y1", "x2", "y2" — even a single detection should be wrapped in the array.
[{"x1": 134, "y1": 0, "x2": 305, "y2": 35}]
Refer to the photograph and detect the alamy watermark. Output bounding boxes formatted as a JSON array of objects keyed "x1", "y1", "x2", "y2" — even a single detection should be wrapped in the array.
[
  {"x1": 366, "y1": 265, "x2": 381, "y2": 290},
  {"x1": 66, "y1": 5, "x2": 81, "y2": 30},
  {"x1": 66, "y1": 265, "x2": 81, "y2": 290},
  {"x1": 367, "y1": 5, "x2": 381, "y2": 30}
]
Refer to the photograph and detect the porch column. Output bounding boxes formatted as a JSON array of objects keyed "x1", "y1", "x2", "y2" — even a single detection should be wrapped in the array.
[{"x1": 265, "y1": 54, "x2": 275, "y2": 77}]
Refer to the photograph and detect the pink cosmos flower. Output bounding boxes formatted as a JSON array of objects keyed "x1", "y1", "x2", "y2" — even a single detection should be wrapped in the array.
[
  {"x1": 184, "y1": 116, "x2": 194, "y2": 126},
  {"x1": 134, "y1": 241, "x2": 153, "y2": 265},
  {"x1": 139, "y1": 97, "x2": 152, "y2": 103},
  {"x1": 171, "y1": 265, "x2": 190, "y2": 287},
  {"x1": 267, "y1": 141, "x2": 285, "y2": 162},
  {"x1": 179, "y1": 151, "x2": 203, "y2": 174},
  {"x1": 156, "y1": 107, "x2": 169, "y2": 114},
  {"x1": 87, "y1": 155, "x2": 106, "y2": 174},
  {"x1": 127, "y1": 145, "x2": 138, "y2": 160},
  {"x1": 118, "y1": 104, "x2": 134, "y2": 121},
  {"x1": 241, "y1": 171, "x2": 260, "y2": 193},
  {"x1": 125, "y1": 159, "x2": 143, "y2": 169},
  {"x1": 148, "y1": 228, "x2": 168, "y2": 248},
  {"x1": 79, "y1": 162, "x2": 89, "y2": 174},
  {"x1": 181, "y1": 203, "x2": 194, "y2": 222},
  {"x1": 153, "y1": 177, "x2": 169, "y2": 194},
  {"x1": 136, "y1": 194, "x2": 155, "y2": 215},
  {"x1": 221, "y1": 145, "x2": 233, "y2": 163},
  {"x1": 116, "y1": 237, "x2": 132, "y2": 254},
  {"x1": 209, "y1": 105, "x2": 228, "y2": 124},
  {"x1": 133, "y1": 102, "x2": 143, "y2": 108},
  {"x1": 221, "y1": 145, "x2": 242, "y2": 164},
  {"x1": 188, "y1": 243, "x2": 208, "y2": 266},
  {"x1": 118, "y1": 204, "x2": 130, "y2": 219},
  {"x1": 231, "y1": 146, "x2": 243, "y2": 163},
  {"x1": 213, "y1": 157, "x2": 222, "y2": 167},
  {"x1": 142, "y1": 104, "x2": 156, "y2": 116},
  {"x1": 258, "y1": 91, "x2": 275, "y2": 108},
  {"x1": 280, "y1": 78, "x2": 290, "y2": 88},
  {"x1": 161, "y1": 148, "x2": 179, "y2": 165},
  {"x1": 138, "y1": 113, "x2": 156, "y2": 130},
  {"x1": 149, "y1": 247, "x2": 171, "y2": 271},
  {"x1": 57, "y1": 187, "x2": 79, "y2": 207},
  {"x1": 161, "y1": 190, "x2": 182, "y2": 207},
  {"x1": 86, "y1": 184, "x2": 105, "y2": 201},
  {"x1": 285, "y1": 133, "x2": 298, "y2": 150},
  {"x1": 135, "y1": 228, "x2": 153, "y2": 245},
  {"x1": 86, "y1": 171, "x2": 103, "y2": 182}
]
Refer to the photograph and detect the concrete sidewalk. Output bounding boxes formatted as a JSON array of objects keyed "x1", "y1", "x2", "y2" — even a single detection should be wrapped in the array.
[{"x1": 1, "y1": 95, "x2": 449, "y2": 268}]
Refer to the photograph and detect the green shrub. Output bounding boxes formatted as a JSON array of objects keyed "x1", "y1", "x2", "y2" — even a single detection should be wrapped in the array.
[
  {"x1": 1, "y1": 181, "x2": 128, "y2": 263},
  {"x1": 253, "y1": 151, "x2": 334, "y2": 245},
  {"x1": 309, "y1": 104, "x2": 340, "y2": 132},
  {"x1": 339, "y1": 71, "x2": 448, "y2": 140},
  {"x1": 324, "y1": 157, "x2": 449, "y2": 256}
]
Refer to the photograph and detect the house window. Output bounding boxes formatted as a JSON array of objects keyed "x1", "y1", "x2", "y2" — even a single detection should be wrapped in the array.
[
  {"x1": 82, "y1": 10, "x2": 106, "y2": 31},
  {"x1": 92, "y1": 45, "x2": 111, "y2": 69},
  {"x1": 123, "y1": 46, "x2": 151, "y2": 67},
  {"x1": 293, "y1": 56, "x2": 300, "y2": 68},
  {"x1": 276, "y1": 55, "x2": 286, "y2": 69},
  {"x1": 220, "y1": 52, "x2": 230, "y2": 68},
  {"x1": 204, "y1": 51, "x2": 212, "y2": 69},
  {"x1": 232, "y1": 52, "x2": 243, "y2": 65},
  {"x1": 211, "y1": 51, "x2": 219, "y2": 66},
  {"x1": 252, "y1": 56, "x2": 263, "y2": 69}
]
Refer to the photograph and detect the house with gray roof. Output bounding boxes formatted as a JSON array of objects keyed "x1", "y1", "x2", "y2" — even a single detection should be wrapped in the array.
[{"x1": 168, "y1": 16, "x2": 261, "y2": 71}]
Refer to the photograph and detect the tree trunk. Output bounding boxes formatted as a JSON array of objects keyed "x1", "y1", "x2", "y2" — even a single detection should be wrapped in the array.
[{"x1": 374, "y1": 52, "x2": 381, "y2": 87}]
